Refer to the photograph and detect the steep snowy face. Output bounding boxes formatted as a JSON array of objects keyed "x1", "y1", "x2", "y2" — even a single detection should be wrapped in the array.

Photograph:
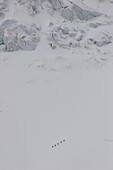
[
  {"x1": 0, "y1": 0, "x2": 113, "y2": 53},
  {"x1": 4, "y1": 0, "x2": 102, "y2": 22},
  {"x1": 16, "y1": 0, "x2": 102, "y2": 20}
]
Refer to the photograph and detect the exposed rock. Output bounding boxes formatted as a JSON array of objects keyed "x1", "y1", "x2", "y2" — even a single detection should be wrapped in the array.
[{"x1": 49, "y1": 42, "x2": 56, "y2": 49}]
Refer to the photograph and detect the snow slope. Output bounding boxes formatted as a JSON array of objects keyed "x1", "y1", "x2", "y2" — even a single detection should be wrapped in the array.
[{"x1": 0, "y1": 0, "x2": 113, "y2": 170}]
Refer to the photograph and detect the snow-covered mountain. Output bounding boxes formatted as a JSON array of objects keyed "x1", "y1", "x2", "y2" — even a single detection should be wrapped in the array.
[
  {"x1": 0, "y1": 1, "x2": 113, "y2": 170},
  {"x1": 0, "y1": 0, "x2": 113, "y2": 54}
]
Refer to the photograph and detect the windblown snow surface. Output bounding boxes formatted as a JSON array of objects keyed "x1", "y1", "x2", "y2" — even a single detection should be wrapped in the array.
[{"x1": 0, "y1": 0, "x2": 113, "y2": 170}]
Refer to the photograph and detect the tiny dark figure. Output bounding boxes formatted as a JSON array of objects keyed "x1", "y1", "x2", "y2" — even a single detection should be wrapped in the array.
[
  {"x1": 52, "y1": 146, "x2": 54, "y2": 148},
  {"x1": 63, "y1": 139, "x2": 65, "y2": 142},
  {"x1": 54, "y1": 144, "x2": 57, "y2": 147},
  {"x1": 57, "y1": 143, "x2": 59, "y2": 145},
  {"x1": 60, "y1": 141, "x2": 62, "y2": 144}
]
